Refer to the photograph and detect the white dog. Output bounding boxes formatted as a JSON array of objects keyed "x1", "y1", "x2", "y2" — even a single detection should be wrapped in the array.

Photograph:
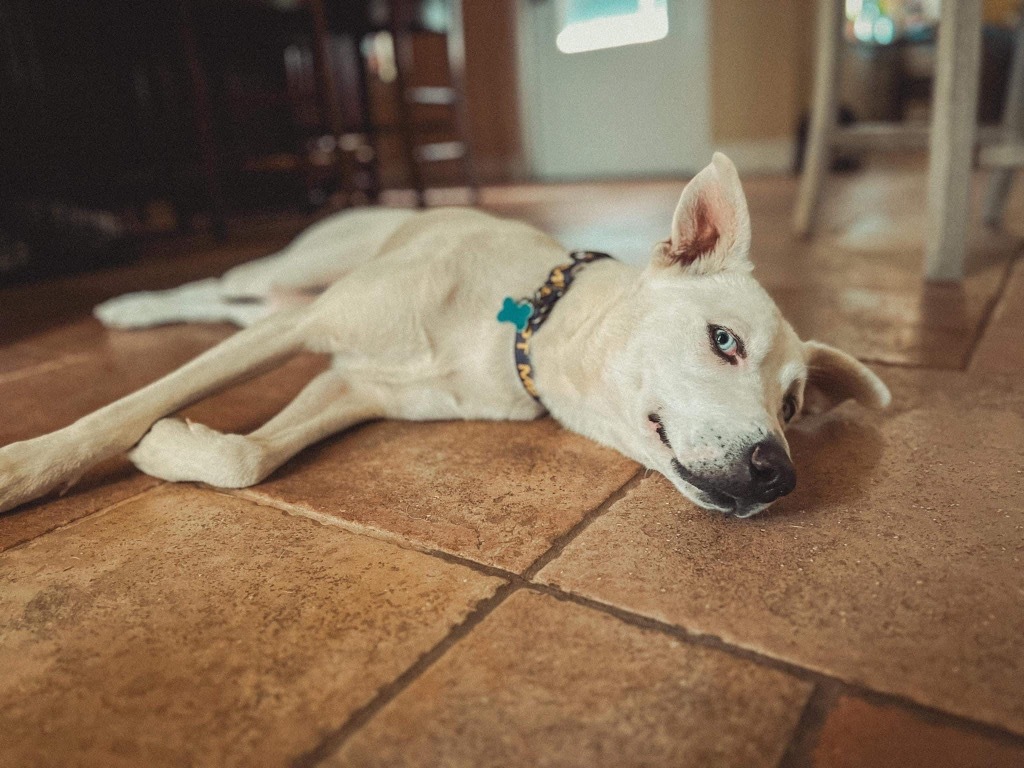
[{"x1": 1, "y1": 154, "x2": 890, "y2": 518}]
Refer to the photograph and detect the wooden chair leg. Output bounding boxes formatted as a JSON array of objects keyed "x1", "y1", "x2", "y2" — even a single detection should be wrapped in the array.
[
  {"x1": 354, "y1": 34, "x2": 382, "y2": 202},
  {"x1": 308, "y1": 0, "x2": 355, "y2": 205},
  {"x1": 445, "y1": 0, "x2": 479, "y2": 205},
  {"x1": 924, "y1": 0, "x2": 982, "y2": 282},
  {"x1": 982, "y1": 12, "x2": 1024, "y2": 227},
  {"x1": 793, "y1": 0, "x2": 844, "y2": 237},
  {"x1": 389, "y1": 6, "x2": 426, "y2": 208},
  {"x1": 176, "y1": 0, "x2": 227, "y2": 239}
]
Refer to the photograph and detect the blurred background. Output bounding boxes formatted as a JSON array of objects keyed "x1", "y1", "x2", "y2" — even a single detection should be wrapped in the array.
[{"x1": 0, "y1": 0, "x2": 1020, "y2": 282}]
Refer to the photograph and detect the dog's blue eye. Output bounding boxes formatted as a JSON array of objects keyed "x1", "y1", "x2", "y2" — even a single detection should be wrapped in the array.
[
  {"x1": 713, "y1": 328, "x2": 736, "y2": 353},
  {"x1": 708, "y1": 325, "x2": 743, "y2": 363}
]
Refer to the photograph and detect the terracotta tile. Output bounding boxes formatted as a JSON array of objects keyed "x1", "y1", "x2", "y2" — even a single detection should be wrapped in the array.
[
  {"x1": 241, "y1": 418, "x2": 639, "y2": 572},
  {"x1": 21, "y1": 316, "x2": 232, "y2": 360},
  {"x1": 0, "y1": 485, "x2": 502, "y2": 768},
  {"x1": 0, "y1": 458, "x2": 160, "y2": 551},
  {"x1": 810, "y1": 696, "x2": 1024, "y2": 768},
  {"x1": 537, "y1": 368, "x2": 1024, "y2": 734},
  {"x1": 971, "y1": 259, "x2": 1024, "y2": 374},
  {"x1": 0, "y1": 316, "x2": 326, "y2": 518},
  {"x1": 0, "y1": 330, "x2": 224, "y2": 444},
  {"x1": 329, "y1": 589, "x2": 811, "y2": 768},
  {"x1": 0, "y1": 327, "x2": 324, "y2": 444},
  {"x1": 0, "y1": 344, "x2": 52, "y2": 379}
]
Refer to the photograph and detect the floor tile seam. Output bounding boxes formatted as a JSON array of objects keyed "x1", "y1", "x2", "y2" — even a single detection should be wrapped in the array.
[
  {"x1": 526, "y1": 583, "x2": 1024, "y2": 747},
  {"x1": 293, "y1": 581, "x2": 521, "y2": 768},
  {"x1": 0, "y1": 351, "x2": 93, "y2": 386},
  {"x1": 520, "y1": 466, "x2": 646, "y2": 581},
  {"x1": 0, "y1": 482, "x2": 167, "y2": 555},
  {"x1": 774, "y1": 682, "x2": 839, "y2": 768},
  {"x1": 214, "y1": 489, "x2": 458, "y2": 561},
  {"x1": 965, "y1": 253, "x2": 1021, "y2": 371},
  {"x1": 216, "y1": 487, "x2": 525, "y2": 577}
]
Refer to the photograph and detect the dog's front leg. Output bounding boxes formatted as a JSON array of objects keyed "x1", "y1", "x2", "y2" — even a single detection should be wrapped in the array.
[
  {"x1": 129, "y1": 370, "x2": 381, "y2": 488},
  {"x1": 0, "y1": 309, "x2": 306, "y2": 513}
]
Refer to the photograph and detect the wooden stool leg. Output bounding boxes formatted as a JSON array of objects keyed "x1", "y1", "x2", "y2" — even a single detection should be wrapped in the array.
[
  {"x1": 793, "y1": 0, "x2": 844, "y2": 237},
  {"x1": 924, "y1": 0, "x2": 982, "y2": 282},
  {"x1": 982, "y1": 12, "x2": 1024, "y2": 227}
]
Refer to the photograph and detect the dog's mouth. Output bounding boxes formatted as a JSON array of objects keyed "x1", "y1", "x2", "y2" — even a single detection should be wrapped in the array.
[
  {"x1": 670, "y1": 457, "x2": 743, "y2": 515},
  {"x1": 648, "y1": 412, "x2": 764, "y2": 518}
]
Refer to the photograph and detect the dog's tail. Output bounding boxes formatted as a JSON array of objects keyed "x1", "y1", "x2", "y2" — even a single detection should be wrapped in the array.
[{"x1": 0, "y1": 309, "x2": 306, "y2": 513}]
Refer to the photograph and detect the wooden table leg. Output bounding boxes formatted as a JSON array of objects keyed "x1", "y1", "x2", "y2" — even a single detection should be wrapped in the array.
[
  {"x1": 793, "y1": 0, "x2": 844, "y2": 236},
  {"x1": 924, "y1": 0, "x2": 982, "y2": 282}
]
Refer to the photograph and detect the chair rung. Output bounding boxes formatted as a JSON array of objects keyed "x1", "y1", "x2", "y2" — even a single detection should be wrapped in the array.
[
  {"x1": 980, "y1": 142, "x2": 1024, "y2": 168},
  {"x1": 833, "y1": 123, "x2": 930, "y2": 150},
  {"x1": 831, "y1": 123, "x2": 1002, "y2": 151},
  {"x1": 406, "y1": 86, "x2": 457, "y2": 106},
  {"x1": 415, "y1": 141, "x2": 466, "y2": 163}
]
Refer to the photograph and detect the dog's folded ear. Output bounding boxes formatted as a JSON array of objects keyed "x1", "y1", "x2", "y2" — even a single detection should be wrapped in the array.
[
  {"x1": 802, "y1": 340, "x2": 892, "y2": 415},
  {"x1": 650, "y1": 152, "x2": 753, "y2": 276}
]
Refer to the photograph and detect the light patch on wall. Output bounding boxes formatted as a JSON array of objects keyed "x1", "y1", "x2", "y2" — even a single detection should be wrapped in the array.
[{"x1": 555, "y1": 0, "x2": 669, "y2": 55}]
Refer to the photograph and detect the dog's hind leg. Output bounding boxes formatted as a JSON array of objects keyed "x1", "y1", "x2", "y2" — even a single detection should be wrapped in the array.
[
  {"x1": 0, "y1": 309, "x2": 308, "y2": 513},
  {"x1": 94, "y1": 278, "x2": 277, "y2": 329},
  {"x1": 218, "y1": 208, "x2": 416, "y2": 298},
  {"x1": 129, "y1": 370, "x2": 380, "y2": 488},
  {"x1": 94, "y1": 208, "x2": 416, "y2": 329}
]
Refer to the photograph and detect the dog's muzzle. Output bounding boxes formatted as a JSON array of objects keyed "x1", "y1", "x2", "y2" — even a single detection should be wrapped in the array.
[{"x1": 671, "y1": 436, "x2": 796, "y2": 518}]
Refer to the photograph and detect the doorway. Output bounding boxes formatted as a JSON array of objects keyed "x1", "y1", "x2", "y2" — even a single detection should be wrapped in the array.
[{"x1": 516, "y1": 0, "x2": 711, "y2": 180}]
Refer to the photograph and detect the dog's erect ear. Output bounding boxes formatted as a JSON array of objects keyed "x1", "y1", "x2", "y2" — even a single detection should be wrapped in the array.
[
  {"x1": 650, "y1": 152, "x2": 752, "y2": 276},
  {"x1": 802, "y1": 341, "x2": 892, "y2": 415}
]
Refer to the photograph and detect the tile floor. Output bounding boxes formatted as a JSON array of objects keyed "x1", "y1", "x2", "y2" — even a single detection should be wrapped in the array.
[{"x1": 1, "y1": 163, "x2": 1023, "y2": 767}]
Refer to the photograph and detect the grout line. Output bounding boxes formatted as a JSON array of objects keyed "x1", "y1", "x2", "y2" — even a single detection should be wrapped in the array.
[
  {"x1": 523, "y1": 583, "x2": 1024, "y2": 749},
  {"x1": 219, "y1": 488, "x2": 529, "y2": 582},
  {"x1": 521, "y1": 466, "x2": 645, "y2": 580},
  {"x1": 0, "y1": 481, "x2": 167, "y2": 554},
  {"x1": 238, "y1": 467, "x2": 1024, "y2": 751},
  {"x1": 291, "y1": 581, "x2": 521, "y2": 768},
  {"x1": 775, "y1": 682, "x2": 840, "y2": 768},
  {"x1": 224, "y1": 480, "x2": 1024, "y2": 750},
  {"x1": 293, "y1": 468, "x2": 642, "y2": 765},
  {"x1": 419, "y1": 546, "x2": 525, "y2": 584},
  {"x1": 964, "y1": 253, "x2": 1021, "y2": 371},
  {"x1": 220, "y1": 487, "x2": 436, "y2": 555}
]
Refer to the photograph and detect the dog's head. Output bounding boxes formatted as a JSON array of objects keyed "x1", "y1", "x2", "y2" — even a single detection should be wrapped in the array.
[{"x1": 627, "y1": 153, "x2": 890, "y2": 518}]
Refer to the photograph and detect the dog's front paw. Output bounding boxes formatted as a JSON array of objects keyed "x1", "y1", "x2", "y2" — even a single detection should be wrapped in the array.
[
  {"x1": 130, "y1": 418, "x2": 266, "y2": 488},
  {"x1": 0, "y1": 438, "x2": 80, "y2": 513}
]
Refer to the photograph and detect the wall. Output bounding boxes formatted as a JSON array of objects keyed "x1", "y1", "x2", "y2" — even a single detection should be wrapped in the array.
[{"x1": 709, "y1": 0, "x2": 814, "y2": 171}]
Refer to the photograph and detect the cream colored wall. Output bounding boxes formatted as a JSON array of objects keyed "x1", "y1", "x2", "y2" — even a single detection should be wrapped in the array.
[{"x1": 709, "y1": 0, "x2": 814, "y2": 145}]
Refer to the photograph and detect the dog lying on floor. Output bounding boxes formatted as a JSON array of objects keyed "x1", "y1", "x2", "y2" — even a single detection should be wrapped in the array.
[{"x1": 1, "y1": 154, "x2": 890, "y2": 518}]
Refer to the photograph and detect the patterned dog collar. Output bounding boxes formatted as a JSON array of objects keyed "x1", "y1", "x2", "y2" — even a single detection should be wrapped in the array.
[{"x1": 496, "y1": 250, "x2": 613, "y2": 403}]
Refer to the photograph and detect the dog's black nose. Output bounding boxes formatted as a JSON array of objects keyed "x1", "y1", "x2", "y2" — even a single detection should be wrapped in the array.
[{"x1": 747, "y1": 439, "x2": 796, "y2": 501}]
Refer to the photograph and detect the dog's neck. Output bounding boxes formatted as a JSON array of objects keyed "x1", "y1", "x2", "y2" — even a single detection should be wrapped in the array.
[{"x1": 530, "y1": 258, "x2": 647, "y2": 461}]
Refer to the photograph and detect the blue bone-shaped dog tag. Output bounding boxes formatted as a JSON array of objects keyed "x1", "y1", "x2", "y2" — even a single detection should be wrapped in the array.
[{"x1": 497, "y1": 297, "x2": 533, "y2": 332}]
